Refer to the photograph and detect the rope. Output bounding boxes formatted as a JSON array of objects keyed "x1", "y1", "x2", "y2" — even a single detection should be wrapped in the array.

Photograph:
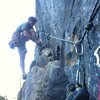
[
  {"x1": 38, "y1": 0, "x2": 100, "y2": 47},
  {"x1": 80, "y1": 0, "x2": 100, "y2": 43},
  {"x1": 89, "y1": 0, "x2": 100, "y2": 23},
  {"x1": 40, "y1": 32, "x2": 75, "y2": 44},
  {"x1": 75, "y1": 0, "x2": 100, "y2": 88}
]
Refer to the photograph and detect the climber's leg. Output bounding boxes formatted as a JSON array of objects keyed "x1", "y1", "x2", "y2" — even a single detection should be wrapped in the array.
[{"x1": 18, "y1": 43, "x2": 27, "y2": 80}]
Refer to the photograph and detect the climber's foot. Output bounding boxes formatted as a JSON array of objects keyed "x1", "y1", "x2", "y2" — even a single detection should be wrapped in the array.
[{"x1": 22, "y1": 74, "x2": 27, "y2": 80}]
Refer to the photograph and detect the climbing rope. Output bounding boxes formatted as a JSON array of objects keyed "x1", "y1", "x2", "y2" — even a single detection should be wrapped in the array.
[
  {"x1": 75, "y1": 0, "x2": 100, "y2": 88},
  {"x1": 38, "y1": 31, "x2": 75, "y2": 44},
  {"x1": 89, "y1": 0, "x2": 100, "y2": 23},
  {"x1": 37, "y1": 0, "x2": 100, "y2": 47},
  {"x1": 79, "y1": 0, "x2": 100, "y2": 44}
]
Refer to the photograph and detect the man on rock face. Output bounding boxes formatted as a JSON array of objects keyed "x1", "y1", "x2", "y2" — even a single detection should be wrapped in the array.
[{"x1": 9, "y1": 16, "x2": 42, "y2": 80}]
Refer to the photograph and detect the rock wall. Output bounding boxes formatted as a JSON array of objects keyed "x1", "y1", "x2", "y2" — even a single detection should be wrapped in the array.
[{"x1": 18, "y1": 0, "x2": 100, "y2": 100}]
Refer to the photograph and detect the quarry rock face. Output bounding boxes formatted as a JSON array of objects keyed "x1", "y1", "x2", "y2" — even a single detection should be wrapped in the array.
[{"x1": 18, "y1": 0, "x2": 100, "y2": 100}]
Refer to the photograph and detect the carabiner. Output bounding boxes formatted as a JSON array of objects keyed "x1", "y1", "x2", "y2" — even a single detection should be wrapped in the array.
[{"x1": 75, "y1": 41, "x2": 83, "y2": 56}]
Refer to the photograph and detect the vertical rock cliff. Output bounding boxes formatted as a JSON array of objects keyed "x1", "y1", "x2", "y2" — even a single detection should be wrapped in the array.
[{"x1": 18, "y1": 0, "x2": 100, "y2": 100}]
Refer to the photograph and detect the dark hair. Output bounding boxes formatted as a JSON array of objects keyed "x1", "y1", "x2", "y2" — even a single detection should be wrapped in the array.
[{"x1": 28, "y1": 16, "x2": 37, "y2": 23}]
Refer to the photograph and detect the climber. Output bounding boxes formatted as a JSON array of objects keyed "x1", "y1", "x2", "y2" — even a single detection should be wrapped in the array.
[
  {"x1": 9, "y1": 16, "x2": 42, "y2": 80},
  {"x1": 66, "y1": 83, "x2": 90, "y2": 100}
]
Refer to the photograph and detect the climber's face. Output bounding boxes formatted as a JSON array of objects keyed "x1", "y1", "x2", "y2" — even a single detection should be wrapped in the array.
[{"x1": 28, "y1": 20, "x2": 36, "y2": 26}]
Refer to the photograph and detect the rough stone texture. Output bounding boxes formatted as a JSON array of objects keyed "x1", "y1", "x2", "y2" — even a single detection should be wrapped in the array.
[
  {"x1": 18, "y1": 61, "x2": 68, "y2": 100},
  {"x1": 18, "y1": 0, "x2": 100, "y2": 100}
]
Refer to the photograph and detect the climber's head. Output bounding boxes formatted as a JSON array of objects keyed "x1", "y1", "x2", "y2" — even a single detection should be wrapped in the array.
[{"x1": 28, "y1": 16, "x2": 37, "y2": 26}]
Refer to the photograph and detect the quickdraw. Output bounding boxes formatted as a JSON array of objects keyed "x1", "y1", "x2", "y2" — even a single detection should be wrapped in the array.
[
  {"x1": 75, "y1": 41, "x2": 83, "y2": 56},
  {"x1": 76, "y1": 0, "x2": 100, "y2": 87}
]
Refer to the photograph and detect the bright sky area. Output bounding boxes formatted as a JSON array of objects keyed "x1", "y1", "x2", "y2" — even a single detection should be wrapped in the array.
[{"x1": 0, "y1": 0, "x2": 35, "y2": 99}]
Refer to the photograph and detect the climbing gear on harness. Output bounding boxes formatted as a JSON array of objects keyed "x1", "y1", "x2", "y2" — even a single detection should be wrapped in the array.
[
  {"x1": 9, "y1": 32, "x2": 20, "y2": 49},
  {"x1": 8, "y1": 39, "x2": 22, "y2": 49}
]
